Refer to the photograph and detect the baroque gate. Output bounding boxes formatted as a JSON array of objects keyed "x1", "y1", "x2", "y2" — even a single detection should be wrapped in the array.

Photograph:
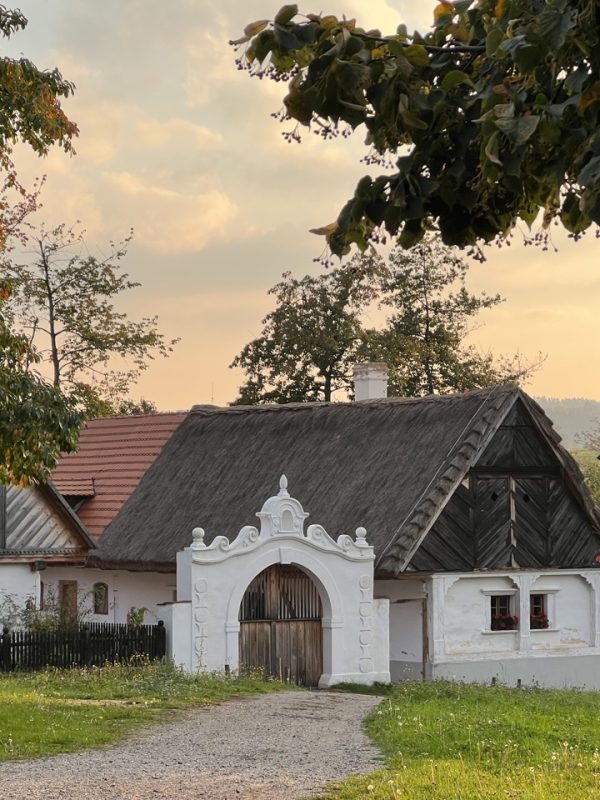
[{"x1": 174, "y1": 475, "x2": 390, "y2": 687}]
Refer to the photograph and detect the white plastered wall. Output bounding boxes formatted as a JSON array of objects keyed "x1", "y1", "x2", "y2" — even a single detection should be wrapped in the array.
[
  {"x1": 376, "y1": 577, "x2": 427, "y2": 681},
  {"x1": 42, "y1": 566, "x2": 176, "y2": 624},
  {"x1": 162, "y1": 477, "x2": 390, "y2": 686},
  {"x1": 429, "y1": 569, "x2": 600, "y2": 689},
  {"x1": 0, "y1": 564, "x2": 40, "y2": 622}
]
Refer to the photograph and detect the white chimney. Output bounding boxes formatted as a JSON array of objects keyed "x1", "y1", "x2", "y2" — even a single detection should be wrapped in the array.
[{"x1": 352, "y1": 362, "x2": 388, "y2": 401}]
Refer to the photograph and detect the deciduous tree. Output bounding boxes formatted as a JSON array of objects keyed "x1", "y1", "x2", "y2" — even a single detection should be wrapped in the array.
[
  {"x1": 234, "y1": 2, "x2": 600, "y2": 259},
  {"x1": 5, "y1": 224, "x2": 178, "y2": 417},
  {"x1": 231, "y1": 258, "x2": 381, "y2": 403},
  {"x1": 231, "y1": 238, "x2": 539, "y2": 404},
  {"x1": 0, "y1": 4, "x2": 79, "y2": 483}
]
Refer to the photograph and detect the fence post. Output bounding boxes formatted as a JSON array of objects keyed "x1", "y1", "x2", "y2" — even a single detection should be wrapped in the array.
[
  {"x1": 1, "y1": 628, "x2": 12, "y2": 672},
  {"x1": 79, "y1": 625, "x2": 90, "y2": 667},
  {"x1": 156, "y1": 620, "x2": 166, "y2": 659}
]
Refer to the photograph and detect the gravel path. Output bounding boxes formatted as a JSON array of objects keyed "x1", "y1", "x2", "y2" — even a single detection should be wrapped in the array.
[{"x1": 0, "y1": 691, "x2": 383, "y2": 799}]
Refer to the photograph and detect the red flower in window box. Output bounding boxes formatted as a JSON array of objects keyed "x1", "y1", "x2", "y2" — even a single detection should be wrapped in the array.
[
  {"x1": 530, "y1": 612, "x2": 549, "y2": 629},
  {"x1": 491, "y1": 614, "x2": 519, "y2": 631}
]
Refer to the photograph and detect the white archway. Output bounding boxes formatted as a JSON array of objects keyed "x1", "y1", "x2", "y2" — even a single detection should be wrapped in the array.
[{"x1": 176, "y1": 476, "x2": 390, "y2": 686}]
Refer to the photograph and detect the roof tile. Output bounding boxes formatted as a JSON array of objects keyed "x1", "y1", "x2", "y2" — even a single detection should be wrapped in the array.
[{"x1": 53, "y1": 413, "x2": 186, "y2": 537}]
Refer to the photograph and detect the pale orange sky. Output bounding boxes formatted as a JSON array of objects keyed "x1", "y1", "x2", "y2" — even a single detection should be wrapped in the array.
[{"x1": 5, "y1": 1, "x2": 600, "y2": 408}]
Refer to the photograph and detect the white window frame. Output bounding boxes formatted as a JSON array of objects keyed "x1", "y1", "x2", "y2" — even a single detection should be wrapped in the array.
[{"x1": 481, "y1": 589, "x2": 519, "y2": 634}]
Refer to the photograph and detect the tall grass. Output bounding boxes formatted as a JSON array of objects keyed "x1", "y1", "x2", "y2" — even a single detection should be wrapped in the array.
[
  {"x1": 318, "y1": 681, "x2": 600, "y2": 800},
  {"x1": 0, "y1": 659, "x2": 287, "y2": 761}
]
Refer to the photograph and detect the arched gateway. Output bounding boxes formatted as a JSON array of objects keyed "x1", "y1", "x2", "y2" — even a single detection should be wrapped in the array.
[{"x1": 166, "y1": 476, "x2": 390, "y2": 687}]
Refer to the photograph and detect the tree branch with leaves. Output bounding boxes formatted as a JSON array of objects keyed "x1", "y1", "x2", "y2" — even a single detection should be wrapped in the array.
[{"x1": 233, "y1": 1, "x2": 600, "y2": 260}]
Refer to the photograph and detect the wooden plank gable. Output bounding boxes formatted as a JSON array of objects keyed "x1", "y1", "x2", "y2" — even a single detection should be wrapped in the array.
[
  {"x1": 407, "y1": 400, "x2": 600, "y2": 572},
  {"x1": 1, "y1": 486, "x2": 89, "y2": 557}
]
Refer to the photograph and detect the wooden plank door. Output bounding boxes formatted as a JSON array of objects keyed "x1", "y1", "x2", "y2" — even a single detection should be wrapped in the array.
[{"x1": 239, "y1": 565, "x2": 323, "y2": 686}]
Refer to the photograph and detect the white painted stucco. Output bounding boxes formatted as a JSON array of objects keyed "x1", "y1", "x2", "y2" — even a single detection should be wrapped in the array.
[
  {"x1": 162, "y1": 476, "x2": 390, "y2": 686},
  {"x1": 0, "y1": 564, "x2": 40, "y2": 622},
  {"x1": 41, "y1": 566, "x2": 176, "y2": 624},
  {"x1": 428, "y1": 569, "x2": 600, "y2": 690},
  {"x1": 376, "y1": 577, "x2": 427, "y2": 681}
]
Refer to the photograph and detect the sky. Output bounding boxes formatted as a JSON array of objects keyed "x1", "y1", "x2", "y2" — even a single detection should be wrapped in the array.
[{"x1": 4, "y1": 1, "x2": 599, "y2": 409}]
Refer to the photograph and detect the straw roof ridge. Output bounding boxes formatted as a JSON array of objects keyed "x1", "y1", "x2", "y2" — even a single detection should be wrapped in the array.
[
  {"x1": 90, "y1": 384, "x2": 534, "y2": 571},
  {"x1": 191, "y1": 386, "x2": 514, "y2": 416}
]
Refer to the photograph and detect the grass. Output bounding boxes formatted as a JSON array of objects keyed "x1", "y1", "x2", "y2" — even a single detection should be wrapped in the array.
[
  {"x1": 0, "y1": 659, "x2": 287, "y2": 762},
  {"x1": 317, "y1": 681, "x2": 600, "y2": 800}
]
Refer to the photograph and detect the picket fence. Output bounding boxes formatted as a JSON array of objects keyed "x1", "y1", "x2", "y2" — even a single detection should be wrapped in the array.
[{"x1": 0, "y1": 621, "x2": 166, "y2": 672}]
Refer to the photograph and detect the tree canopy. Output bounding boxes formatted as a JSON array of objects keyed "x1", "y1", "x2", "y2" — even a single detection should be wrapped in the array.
[
  {"x1": 0, "y1": 4, "x2": 79, "y2": 483},
  {"x1": 231, "y1": 238, "x2": 538, "y2": 404},
  {"x1": 231, "y1": 258, "x2": 380, "y2": 402},
  {"x1": 234, "y1": 2, "x2": 600, "y2": 258},
  {"x1": 0, "y1": 6, "x2": 77, "y2": 165},
  {"x1": 4, "y1": 224, "x2": 178, "y2": 418}
]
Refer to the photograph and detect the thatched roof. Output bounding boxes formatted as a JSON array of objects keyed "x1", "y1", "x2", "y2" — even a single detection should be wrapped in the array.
[{"x1": 88, "y1": 385, "x2": 600, "y2": 575}]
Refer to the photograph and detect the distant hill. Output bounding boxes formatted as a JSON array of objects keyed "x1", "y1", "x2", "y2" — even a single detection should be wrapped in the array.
[{"x1": 535, "y1": 397, "x2": 600, "y2": 449}]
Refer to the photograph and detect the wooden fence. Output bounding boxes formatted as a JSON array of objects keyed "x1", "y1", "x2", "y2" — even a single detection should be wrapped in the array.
[{"x1": 0, "y1": 621, "x2": 166, "y2": 672}]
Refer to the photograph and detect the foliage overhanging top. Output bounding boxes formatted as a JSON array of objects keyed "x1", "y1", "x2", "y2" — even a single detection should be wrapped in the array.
[{"x1": 233, "y1": 1, "x2": 600, "y2": 258}]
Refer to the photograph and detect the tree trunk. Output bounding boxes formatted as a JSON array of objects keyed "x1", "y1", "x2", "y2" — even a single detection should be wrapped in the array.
[{"x1": 40, "y1": 242, "x2": 61, "y2": 387}]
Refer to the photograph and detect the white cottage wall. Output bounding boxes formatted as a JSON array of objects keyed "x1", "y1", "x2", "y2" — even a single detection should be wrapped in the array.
[
  {"x1": 376, "y1": 578, "x2": 427, "y2": 681},
  {"x1": 0, "y1": 564, "x2": 39, "y2": 618},
  {"x1": 43, "y1": 567, "x2": 176, "y2": 624},
  {"x1": 429, "y1": 570, "x2": 600, "y2": 690}
]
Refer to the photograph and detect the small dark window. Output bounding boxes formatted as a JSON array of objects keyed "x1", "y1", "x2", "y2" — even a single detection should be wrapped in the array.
[
  {"x1": 490, "y1": 595, "x2": 518, "y2": 630},
  {"x1": 491, "y1": 491, "x2": 499, "y2": 502},
  {"x1": 523, "y1": 493, "x2": 530, "y2": 503},
  {"x1": 530, "y1": 593, "x2": 549, "y2": 629},
  {"x1": 93, "y1": 582, "x2": 109, "y2": 615}
]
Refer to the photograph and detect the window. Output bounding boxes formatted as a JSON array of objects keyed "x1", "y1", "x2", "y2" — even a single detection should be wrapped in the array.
[
  {"x1": 93, "y1": 582, "x2": 109, "y2": 615},
  {"x1": 530, "y1": 593, "x2": 550, "y2": 629},
  {"x1": 490, "y1": 594, "x2": 519, "y2": 631}
]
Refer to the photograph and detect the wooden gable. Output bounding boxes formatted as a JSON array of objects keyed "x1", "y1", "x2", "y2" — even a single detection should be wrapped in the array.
[
  {"x1": 408, "y1": 400, "x2": 600, "y2": 572},
  {"x1": 0, "y1": 485, "x2": 92, "y2": 560}
]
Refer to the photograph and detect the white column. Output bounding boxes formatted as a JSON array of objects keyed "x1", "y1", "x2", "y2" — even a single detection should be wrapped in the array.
[{"x1": 518, "y1": 573, "x2": 535, "y2": 651}]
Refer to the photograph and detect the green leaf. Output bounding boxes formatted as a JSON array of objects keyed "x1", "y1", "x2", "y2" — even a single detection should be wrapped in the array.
[
  {"x1": 486, "y1": 28, "x2": 504, "y2": 56},
  {"x1": 244, "y1": 19, "x2": 269, "y2": 38},
  {"x1": 536, "y1": 4, "x2": 576, "y2": 51},
  {"x1": 494, "y1": 115, "x2": 539, "y2": 146},
  {"x1": 398, "y1": 220, "x2": 425, "y2": 248},
  {"x1": 560, "y1": 191, "x2": 589, "y2": 233},
  {"x1": 274, "y1": 5, "x2": 298, "y2": 25},
  {"x1": 513, "y1": 42, "x2": 543, "y2": 74},
  {"x1": 440, "y1": 70, "x2": 473, "y2": 92},
  {"x1": 484, "y1": 131, "x2": 502, "y2": 165},
  {"x1": 578, "y1": 155, "x2": 600, "y2": 189},
  {"x1": 403, "y1": 44, "x2": 429, "y2": 67}
]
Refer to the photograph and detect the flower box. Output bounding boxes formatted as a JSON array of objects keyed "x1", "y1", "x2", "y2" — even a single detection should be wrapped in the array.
[
  {"x1": 530, "y1": 612, "x2": 549, "y2": 630},
  {"x1": 491, "y1": 614, "x2": 519, "y2": 631}
]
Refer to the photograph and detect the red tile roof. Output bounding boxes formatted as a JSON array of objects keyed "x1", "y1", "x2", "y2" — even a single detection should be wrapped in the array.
[{"x1": 52, "y1": 413, "x2": 187, "y2": 538}]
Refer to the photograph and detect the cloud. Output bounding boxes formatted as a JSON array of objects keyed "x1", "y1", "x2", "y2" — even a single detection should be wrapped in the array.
[{"x1": 103, "y1": 171, "x2": 238, "y2": 254}]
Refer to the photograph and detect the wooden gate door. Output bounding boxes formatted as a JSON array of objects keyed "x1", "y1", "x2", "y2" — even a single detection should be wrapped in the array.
[{"x1": 239, "y1": 565, "x2": 323, "y2": 686}]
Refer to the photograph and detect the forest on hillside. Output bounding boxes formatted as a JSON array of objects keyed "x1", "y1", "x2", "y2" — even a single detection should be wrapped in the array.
[{"x1": 536, "y1": 398, "x2": 600, "y2": 450}]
